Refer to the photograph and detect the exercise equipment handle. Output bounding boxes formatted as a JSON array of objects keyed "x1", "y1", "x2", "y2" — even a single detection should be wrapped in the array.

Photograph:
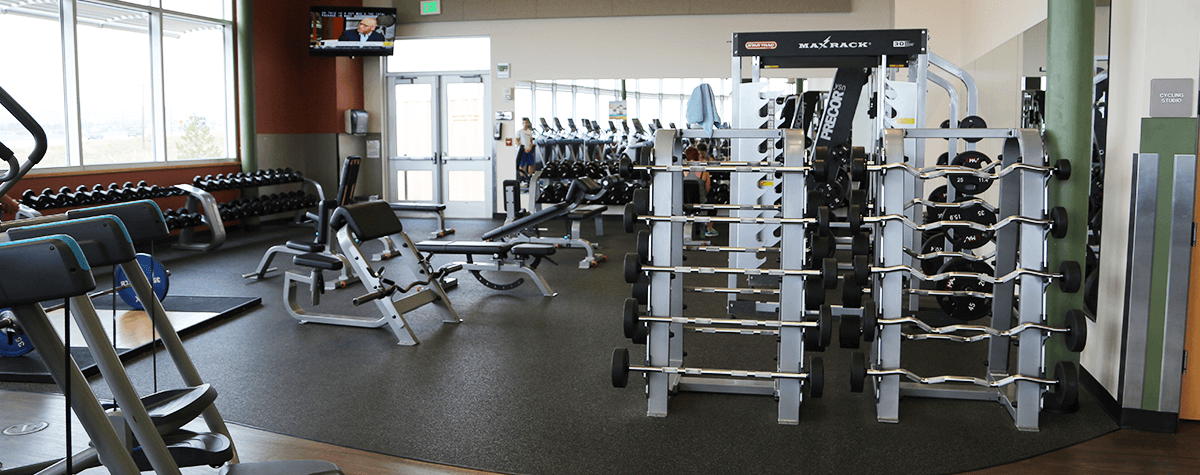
[{"x1": 0, "y1": 85, "x2": 47, "y2": 196}]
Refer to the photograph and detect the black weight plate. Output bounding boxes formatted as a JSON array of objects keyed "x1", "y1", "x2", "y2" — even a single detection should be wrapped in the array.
[
  {"x1": 958, "y1": 115, "x2": 987, "y2": 143},
  {"x1": 632, "y1": 188, "x2": 649, "y2": 215},
  {"x1": 943, "y1": 202, "x2": 996, "y2": 250},
  {"x1": 1054, "y1": 159, "x2": 1072, "y2": 181},
  {"x1": 807, "y1": 357, "x2": 824, "y2": 398},
  {"x1": 840, "y1": 314, "x2": 862, "y2": 349},
  {"x1": 622, "y1": 298, "x2": 639, "y2": 339},
  {"x1": 851, "y1": 232, "x2": 871, "y2": 256},
  {"x1": 850, "y1": 189, "x2": 868, "y2": 210},
  {"x1": 623, "y1": 203, "x2": 637, "y2": 233},
  {"x1": 611, "y1": 348, "x2": 630, "y2": 388},
  {"x1": 811, "y1": 235, "x2": 834, "y2": 260},
  {"x1": 920, "y1": 232, "x2": 950, "y2": 276},
  {"x1": 1049, "y1": 206, "x2": 1068, "y2": 239},
  {"x1": 861, "y1": 298, "x2": 877, "y2": 342},
  {"x1": 949, "y1": 150, "x2": 993, "y2": 195},
  {"x1": 623, "y1": 253, "x2": 641, "y2": 284},
  {"x1": 853, "y1": 254, "x2": 871, "y2": 286},
  {"x1": 1083, "y1": 269, "x2": 1098, "y2": 315},
  {"x1": 636, "y1": 230, "x2": 651, "y2": 264},
  {"x1": 850, "y1": 351, "x2": 867, "y2": 393},
  {"x1": 819, "y1": 305, "x2": 833, "y2": 348},
  {"x1": 934, "y1": 258, "x2": 994, "y2": 321},
  {"x1": 805, "y1": 280, "x2": 825, "y2": 309},
  {"x1": 1063, "y1": 309, "x2": 1088, "y2": 353},
  {"x1": 632, "y1": 281, "x2": 649, "y2": 305},
  {"x1": 1059, "y1": 260, "x2": 1082, "y2": 293},
  {"x1": 822, "y1": 258, "x2": 839, "y2": 290},
  {"x1": 844, "y1": 272, "x2": 864, "y2": 309},
  {"x1": 1045, "y1": 361, "x2": 1080, "y2": 414}
]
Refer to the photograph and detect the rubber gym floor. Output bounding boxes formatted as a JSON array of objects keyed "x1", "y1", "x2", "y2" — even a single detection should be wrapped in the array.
[{"x1": 0, "y1": 214, "x2": 1117, "y2": 474}]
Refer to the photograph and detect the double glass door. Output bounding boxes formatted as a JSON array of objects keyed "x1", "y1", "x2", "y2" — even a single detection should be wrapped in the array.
[{"x1": 388, "y1": 74, "x2": 491, "y2": 218}]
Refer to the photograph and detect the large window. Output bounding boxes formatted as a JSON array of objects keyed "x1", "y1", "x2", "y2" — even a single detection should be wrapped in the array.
[
  {"x1": 0, "y1": 0, "x2": 235, "y2": 171},
  {"x1": 515, "y1": 78, "x2": 733, "y2": 131}
]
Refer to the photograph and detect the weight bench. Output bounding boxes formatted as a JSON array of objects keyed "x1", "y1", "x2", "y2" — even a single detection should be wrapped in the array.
[
  {"x1": 414, "y1": 240, "x2": 558, "y2": 297},
  {"x1": 389, "y1": 202, "x2": 455, "y2": 238},
  {"x1": 284, "y1": 200, "x2": 460, "y2": 346},
  {"x1": 496, "y1": 178, "x2": 608, "y2": 269}
]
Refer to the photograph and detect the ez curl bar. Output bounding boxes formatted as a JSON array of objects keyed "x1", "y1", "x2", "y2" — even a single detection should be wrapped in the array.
[
  {"x1": 848, "y1": 351, "x2": 1080, "y2": 412},
  {"x1": 836, "y1": 302, "x2": 1088, "y2": 353},
  {"x1": 843, "y1": 254, "x2": 1084, "y2": 294}
]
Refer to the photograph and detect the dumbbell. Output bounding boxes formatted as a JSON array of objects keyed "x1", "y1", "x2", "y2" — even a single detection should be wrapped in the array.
[
  {"x1": 611, "y1": 347, "x2": 824, "y2": 397},
  {"x1": 74, "y1": 185, "x2": 92, "y2": 206},
  {"x1": 848, "y1": 351, "x2": 1080, "y2": 412}
]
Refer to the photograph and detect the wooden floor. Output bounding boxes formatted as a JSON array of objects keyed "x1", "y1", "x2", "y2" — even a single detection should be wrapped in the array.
[{"x1": 3, "y1": 389, "x2": 1198, "y2": 474}]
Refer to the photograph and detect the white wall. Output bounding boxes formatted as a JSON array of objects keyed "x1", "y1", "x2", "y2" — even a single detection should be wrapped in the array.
[{"x1": 1087, "y1": 0, "x2": 1200, "y2": 398}]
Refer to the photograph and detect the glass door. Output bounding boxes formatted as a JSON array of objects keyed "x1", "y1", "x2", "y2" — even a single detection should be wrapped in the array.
[{"x1": 388, "y1": 74, "x2": 492, "y2": 218}]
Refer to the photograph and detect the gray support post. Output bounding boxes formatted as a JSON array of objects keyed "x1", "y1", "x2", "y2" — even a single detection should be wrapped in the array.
[
  {"x1": 875, "y1": 129, "x2": 907, "y2": 422},
  {"x1": 1159, "y1": 154, "x2": 1196, "y2": 413},
  {"x1": 646, "y1": 129, "x2": 682, "y2": 417},
  {"x1": 1122, "y1": 153, "x2": 1160, "y2": 407},
  {"x1": 776, "y1": 129, "x2": 807, "y2": 424},
  {"x1": 1014, "y1": 129, "x2": 1048, "y2": 431}
]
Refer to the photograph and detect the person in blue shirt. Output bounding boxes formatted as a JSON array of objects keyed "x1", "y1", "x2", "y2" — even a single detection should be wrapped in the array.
[{"x1": 338, "y1": 18, "x2": 384, "y2": 42}]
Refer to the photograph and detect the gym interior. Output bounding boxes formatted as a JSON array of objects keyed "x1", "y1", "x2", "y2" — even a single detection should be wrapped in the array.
[{"x1": 1, "y1": 0, "x2": 1199, "y2": 473}]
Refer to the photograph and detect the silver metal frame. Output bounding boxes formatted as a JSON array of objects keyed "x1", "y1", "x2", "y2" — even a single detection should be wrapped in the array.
[{"x1": 284, "y1": 224, "x2": 460, "y2": 346}]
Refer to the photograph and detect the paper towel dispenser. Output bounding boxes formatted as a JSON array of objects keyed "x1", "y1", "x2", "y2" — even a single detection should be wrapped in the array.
[{"x1": 345, "y1": 109, "x2": 368, "y2": 136}]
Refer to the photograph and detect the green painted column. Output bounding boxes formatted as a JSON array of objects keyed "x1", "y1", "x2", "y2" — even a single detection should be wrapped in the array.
[
  {"x1": 1045, "y1": 0, "x2": 1094, "y2": 377},
  {"x1": 236, "y1": 0, "x2": 256, "y2": 173}
]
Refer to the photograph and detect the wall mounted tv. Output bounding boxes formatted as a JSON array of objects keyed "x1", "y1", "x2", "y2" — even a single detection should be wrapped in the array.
[{"x1": 309, "y1": 6, "x2": 397, "y2": 57}]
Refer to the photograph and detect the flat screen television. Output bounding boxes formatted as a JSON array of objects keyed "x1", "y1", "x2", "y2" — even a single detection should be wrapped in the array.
[{"x1": 309, "y1": 6, "x2": 397, "y2": 57}]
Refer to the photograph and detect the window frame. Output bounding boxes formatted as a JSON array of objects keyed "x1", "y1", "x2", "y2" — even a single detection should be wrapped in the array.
[{"x1": 2, "y1": 0, "x2": 238, "y2": 175}]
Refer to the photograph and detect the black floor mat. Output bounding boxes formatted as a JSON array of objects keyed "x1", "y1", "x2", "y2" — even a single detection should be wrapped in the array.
[{"x1": 0, "y1": 296, "x2": 260, "y2": 383}]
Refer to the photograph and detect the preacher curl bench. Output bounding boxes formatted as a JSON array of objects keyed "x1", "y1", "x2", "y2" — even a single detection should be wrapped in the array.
[{"x1": 284, "y1": 200, "x2": 460, "y2": 345}]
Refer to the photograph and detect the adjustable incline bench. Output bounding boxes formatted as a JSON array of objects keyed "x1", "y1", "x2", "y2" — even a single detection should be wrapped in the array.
[
  {"x1": 408, "y1": 178, "x2": 605, "y2": 297},
  {"x1": 506, "y1": 179, "x2": 608, "y2": 269},
  {"x1": 285, "y1": 199, "x2": 460, "y2": 345}
]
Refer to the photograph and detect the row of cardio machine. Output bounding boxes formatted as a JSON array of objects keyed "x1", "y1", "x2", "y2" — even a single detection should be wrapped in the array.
[{"x1": 533, "y1": 117, "x2": 665, "y2": 164}]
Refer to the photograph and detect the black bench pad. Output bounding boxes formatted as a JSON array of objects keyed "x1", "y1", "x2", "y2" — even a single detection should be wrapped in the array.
[
  {"x1": 390, "y1": 203, "x2": 447, "y2": 213},
  {"x1": 416, "y1": 240, "x2": 514, "y2": 255},
  {"x1": 511, "y1": 244, "x2": 556, "y2": 256},
  {"x1": 286, "y1": 241, "x2": 324, "y2": 253},
  {"x1": 293, "y1": 253, "x2": 343, "y2": 271},
  {"x1": 567, "y1": 205, "x2": 607, "y2": 220}
]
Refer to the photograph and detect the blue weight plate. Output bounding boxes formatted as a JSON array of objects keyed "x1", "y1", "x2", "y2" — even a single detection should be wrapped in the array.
[
  {"x1": 114, "y1": 254, "x2": 169, "y2": 310},
  {"x1": 0, "y1": 309, "x2": 34, "y2": 357}
]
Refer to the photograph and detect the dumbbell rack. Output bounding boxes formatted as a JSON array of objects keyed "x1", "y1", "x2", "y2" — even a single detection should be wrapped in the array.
[
  {"x1": 176, "y1": 172, "x2": 325, "y2": 251},
  {"x1": 636, "y1": 127, "x2": 815, "y2": 424},
  {"x1": 867, "y1": 127, "x2": 1055, "y2": 430}
]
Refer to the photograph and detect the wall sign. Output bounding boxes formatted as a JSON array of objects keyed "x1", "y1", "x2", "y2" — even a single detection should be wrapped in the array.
[{"x1": 1149, "y1": 78, "x2": 1194, "y2": 118}]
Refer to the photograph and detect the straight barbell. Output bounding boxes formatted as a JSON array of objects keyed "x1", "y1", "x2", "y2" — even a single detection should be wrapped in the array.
[
  {"x1": 623, "y1": 253, "x2": 840, "y2": 289},
  {"x1": 611, "y1": 347, "x2": 824, "y2": 398}
]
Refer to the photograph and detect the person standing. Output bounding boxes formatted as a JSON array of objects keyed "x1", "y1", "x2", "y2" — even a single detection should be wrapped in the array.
[{"x1": 517, "y1": 118, "x2": 536, "y2": 182}]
